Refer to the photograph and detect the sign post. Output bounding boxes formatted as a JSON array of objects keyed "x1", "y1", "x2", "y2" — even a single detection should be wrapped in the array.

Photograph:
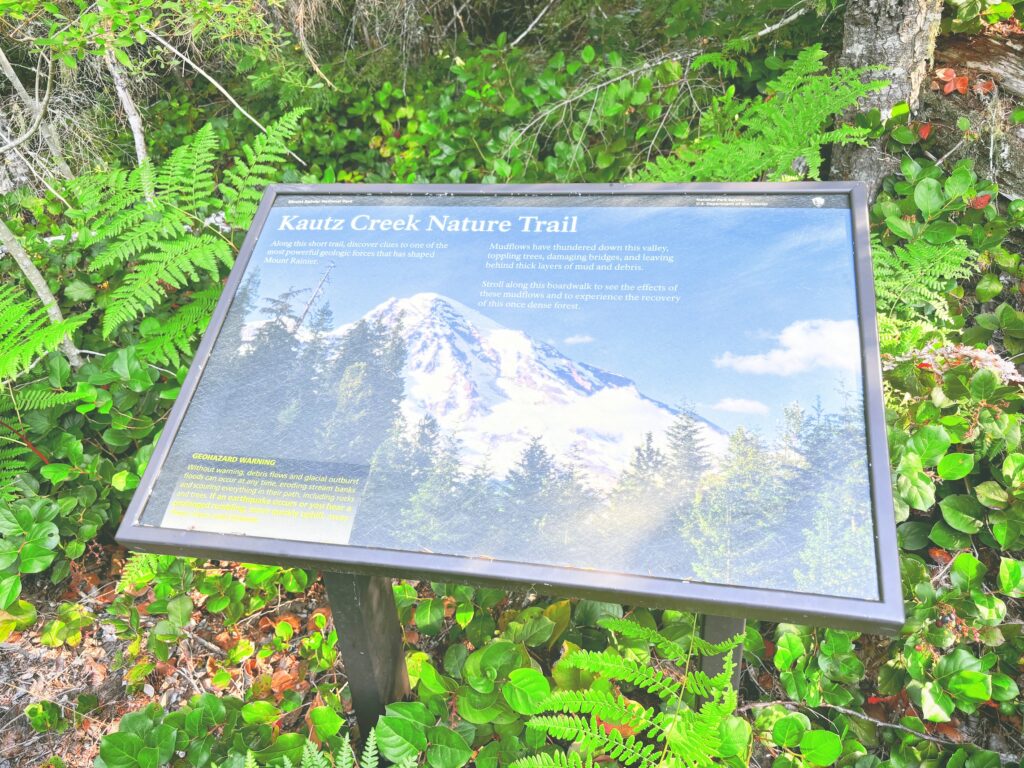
[
  {"x1": 117, "y1": 183, "x2": 903, "y2": 730},
  {"x1": 322, "y1": 571, "x2": 410, "y2": 736}
]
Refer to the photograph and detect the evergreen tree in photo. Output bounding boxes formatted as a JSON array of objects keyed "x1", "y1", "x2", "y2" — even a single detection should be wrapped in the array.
[
  {"x1": 684, "y1": 428, "x2": 791, "y2": 590},
  {"x1": 277, "y1": 302, "x2": 336, "y2": 444},
  {"x1": 318, "y1": 316, "x2": 407, "y2": 465},
  {"x1": 791, "y1": 400, "x2": 875, "y2": 598}
]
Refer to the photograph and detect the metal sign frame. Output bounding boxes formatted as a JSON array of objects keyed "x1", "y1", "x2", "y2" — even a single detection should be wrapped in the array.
[{"x1": 116, "y1": 182, "x2": 904, "y2": 633}]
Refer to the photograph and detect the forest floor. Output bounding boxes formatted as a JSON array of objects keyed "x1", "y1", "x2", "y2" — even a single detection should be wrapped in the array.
[{"x1": 0, "y1": 548, "x2": 347, "y2": 768}]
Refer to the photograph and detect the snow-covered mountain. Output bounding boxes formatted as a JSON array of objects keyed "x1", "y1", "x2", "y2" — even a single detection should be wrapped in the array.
[{"x1": 337, "y1": 292, "x2": 726, "y2": 489}]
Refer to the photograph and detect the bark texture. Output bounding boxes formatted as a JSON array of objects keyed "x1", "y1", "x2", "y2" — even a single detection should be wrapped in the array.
[{"x1": 830, "y1": 0, "x2": 944, "y2": 197}]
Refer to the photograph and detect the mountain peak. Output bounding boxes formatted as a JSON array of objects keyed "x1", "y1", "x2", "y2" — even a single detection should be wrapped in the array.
[{"x1": 339, "y1": 293, "x2": 725, "y2": 488}]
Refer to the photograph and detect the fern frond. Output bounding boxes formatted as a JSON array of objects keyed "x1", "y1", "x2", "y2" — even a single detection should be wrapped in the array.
[
  {"x1": 222, "y1": 109, "x2": 306, "y2": 228},
  {"x1": 538, "y1": 689, "x2": 661, "y2": 737},
  {"x1": 598, "y1": 618, "x2": 742, "y2": 664},
  {"x1": 12, "y1": 385, "x2": 85, "y2": 412},
  {"x1": 245, "y1": 750, "x2": 259, "y2": 768},
  {"x1": 102, "y1": 235, "x2": 231, "y2": 337},
  {"x1": 527, "y1": 715, "x2": 660, "y2": 766},
  {"x1": 361, "y1": 725, "x2": 379, "y2": 768},
  {"x1": 136, "y1": 286, "x2": 221, "y2": 366},
  {"x1": 511, "y1": 751, "x2": 593, "y2": 768},
  {"x1": 0, "y1": 284, "x2": 88, "y2": 380},
  {"x1": 156, "y1": 123, "x2": 219, "y2": 212},
  {"x1": 562, "y1": 650, "x2": 681, "y2": 700},
  {"x1": 873, "y1": 237, "x2": 976, "y2": 321},
  {"x1": 117, "y1": 552, "x2": 162, "y2": 592},
  {"x1": 299, "y1": 739, "x2": 331, "y2": 768}
]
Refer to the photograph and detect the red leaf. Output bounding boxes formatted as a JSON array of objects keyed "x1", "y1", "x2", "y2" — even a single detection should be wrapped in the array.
[
  {"x1": 929, "y1": 547, "x2": 953, "y2": 564},
  {"x1": 936, "y1": 67, "x2": 956, "y2": 82},
  {"x1": 976, "y1": 79, "x2": 995, "y2": 94},
  {"x1": 918, "y1": 122, "x2": 933, "y2": 139},
  {"x1": 954, "y1": 76, "x2": 969, "y2": 95},
  {"x1": 944, "y1": 79, "x2": 956, "y2": 95},
  {"x1": 970, "y1": 194, "x2": 992, "y2": 209}
]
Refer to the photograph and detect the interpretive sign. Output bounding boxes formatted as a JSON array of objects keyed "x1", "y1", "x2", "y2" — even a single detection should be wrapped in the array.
[{"x1": 117, "y1": 183, "x2": 903, "y2": 632}]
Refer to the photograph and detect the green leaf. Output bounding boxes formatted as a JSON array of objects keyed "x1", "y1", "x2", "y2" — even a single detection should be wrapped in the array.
[
  {"x1": 909, "y1": 426, "x2": 951, "y2": 465},
  {"x1": 799, "y1": 730, "x2": 843, "y2": 766},
  {"x1": 939, "y1": 495, "x2": 984, "y2": 533},
  {"x1": 309, "y1": 706, "x2": 344, "y2": 739},
  {"x1": 947, "y1": 670, "x2": 992, "y2": 701},
  {"x1": 975, "y1": 480, "x2": 1009, "y2": 510},
  {"x1": 166, "y1": 594, "x2": 192, "y2": 628},
  {"x1": 937, "y1": 453, "x2": 975, "y2": 481},
  {"x1": 914, "y1": 178, "x2": 946, "y2": 218},
  {"x1": 718, "y1": 716, "x2": 751, "y2": 759},
  {"x1": 240, "y1": 700, "x2": 280, "y2": 724},
  {"x1": 502, "y1": 667, "x2": 550, "y2": 714},
  {"x1": 772, "y1": 714, "x2": 809, "y2": 748},
  {"x1": 580, "y1": 45, "x2": 596, "y2": 64},
  {"x1": 998, "y1": 557, "x2": 1024, "y2": 596},
  {"x1": 950, "y1": 552, "x2": 987, "y2": 590},
  {"x1": 99, "y1": 732, "x2": 145, "y2": 768},
  {"x1": 0, "y1": 574, "x2": 22, "y2": 610},
  {"x1": 64, "y1": 279, "x2": 95, "y2": 302},
  {"x1": 426, "y1": 726, "x2": 472, "y2": 768},
  {"x1": 976, "y1": 273, "x2": 1002, "y2": 303},
  {"x1": 969, "y1": 368, "x2": 999, "y2": 401},
  {"x1": 377, "y1": 715, "x2": 428, "y2": 762},
  {"x1": 923, "y1": 221, "x2": 957, "y2": 244},
  {"x1": 415, "y1": 598, "x2": 445, "y2": 636},
  {"x1": 886, "y1": 216, "x2": 915, "y2": 240},
  {"x1": 921, "y1": 681, "x2": 954, "y2": 722},
  {"x1": 39, "y1": 464, "x2": 73, "y2": 484},
  {"x1": 945, "y1": 168, "x2": 974, "y2": 199}
]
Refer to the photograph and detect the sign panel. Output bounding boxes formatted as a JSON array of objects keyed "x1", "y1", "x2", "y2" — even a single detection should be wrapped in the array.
[{"x1": 117, "y1": 183, "x2": 903, "y2": 632}]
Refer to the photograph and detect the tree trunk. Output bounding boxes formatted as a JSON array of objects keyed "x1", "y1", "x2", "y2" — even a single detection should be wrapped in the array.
[{"x1": 830, "y1": 0, "x2": 944, "y2": 197}]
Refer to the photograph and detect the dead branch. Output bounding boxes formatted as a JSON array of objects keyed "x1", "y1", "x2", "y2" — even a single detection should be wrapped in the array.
[
  {"x1": 510, "y1": 0, "x2": 556, "y2": 48},
  {"x1": 0, "y1": 218, "x2": 84, "y2": 369},
  {"x1": 102, "y1": 47, "x2": 153, "y2": 199},
  {"x1": 0, "y1": 53, "x2": 54, "y2": 156},
  {"x1": 0, "y1": 45, "x2": 72, "y2": 178}
]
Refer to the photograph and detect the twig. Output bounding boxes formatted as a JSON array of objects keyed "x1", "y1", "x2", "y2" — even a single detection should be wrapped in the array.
[
  {"x1": 935, "y1": 138, "x2": 965, "y2": 167},
  {"x1": 0, "y1": 53, "x2": 54, "y2": 155},
  {"x1": 510, "y1": 0, "x2": 555, "y2": 47},
  {"x1": 0, "y1": 218, "x2": 84, "y2": 368},
  {"x1": 748, "y1": 4, "x2": 810, "y2": 40},
  {"x1": 144, "y1": 27, "x2": 307, "y2": 167},
  {"x1": 739, "y1": 699, "x2": 1019, "y2": 760},
  {"x1": 183, "y1": 628, "x2": 226, "y2": 657}
]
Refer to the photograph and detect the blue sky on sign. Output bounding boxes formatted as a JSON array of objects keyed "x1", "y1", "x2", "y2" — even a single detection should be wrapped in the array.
[{"x1": 244, "y1": 202, "x2": 864, "y2": 435}]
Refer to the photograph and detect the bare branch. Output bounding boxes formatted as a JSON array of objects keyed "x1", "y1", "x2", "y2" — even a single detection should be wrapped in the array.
[
  {"x1": 0, "y1": 54, "x2": 54, "y2": 156},
  {"x1": 510, "y1": 0, "x2": 556, "y2": 48},
  {"x1": 0, "y1": 46, "x2": 72, "y2": 178},
  {"x1": 102, "y1": 48, "x2": 152, "y2": 195},
  {"x1": 144, "y1": 27, "x2": 307, "y2": 167},
  {"x1": 0, "y1": 218, "x2": 84, "y2": 369},
  {"x1": 748, "y1": 4, "x2": 810, "y2": 40}
]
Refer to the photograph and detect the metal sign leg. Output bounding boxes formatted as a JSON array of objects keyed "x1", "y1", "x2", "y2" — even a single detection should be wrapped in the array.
[
  {"x1": 699, "y1": 614, "x2": 745, "y2": 692},
  {"x1": 323, "y1": 571, "x2": 411, "y2": 737}
]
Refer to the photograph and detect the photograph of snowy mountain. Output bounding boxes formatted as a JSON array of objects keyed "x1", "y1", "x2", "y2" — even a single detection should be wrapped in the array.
[{"x1": 146, "y1": 196, "x2": 881, "y2": 601}]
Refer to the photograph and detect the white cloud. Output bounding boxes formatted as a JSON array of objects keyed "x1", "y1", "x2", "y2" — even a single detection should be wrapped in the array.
[
  {"x1": 563, "y1": 334, "x2": 595, "y2": 345},
  {"x1": 711, "y1": 398, "x2": 769, "y2": 415},
  {"x1": 714, "y1": 319, "x2": 860, "y2": 376}
]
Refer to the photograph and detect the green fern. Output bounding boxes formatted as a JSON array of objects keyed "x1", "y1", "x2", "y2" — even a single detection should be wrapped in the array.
[
  {"x1": 0, "y1": 284, "x2": 88, "y2": 380},
  {"x1": 248, "y1": 729, "x2": 382, "y2": 768},
  {"x1": 636, "y1": 45, "x2": 885, "y2": 182},
  {"x1": 872, "y1": 236, "x2": 976, "y2": 353},
  {"x1": 68, "y1": 110, "x2": 305, "y2": 344},
  {"x1": 514, "y1": 618, "x2": 745, "y2": 768},
  {"x1": 0, "y1": 284, "x2": 88, "y2": 503}
]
